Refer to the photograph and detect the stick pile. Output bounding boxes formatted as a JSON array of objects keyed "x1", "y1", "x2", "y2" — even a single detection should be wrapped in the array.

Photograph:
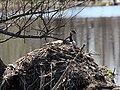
[{"x1": 0, "y1": 43, "x2": 115, "y2": 90}]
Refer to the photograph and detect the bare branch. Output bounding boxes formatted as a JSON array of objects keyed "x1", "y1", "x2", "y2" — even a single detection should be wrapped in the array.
[
  {"x1": 0, "y1": 0, "x2": 89, "y2": 43},
  {"x1": 0, "y1": 28, "x2": 64, "y2": 41},
  {"x1": 0, "y1": 9, "x2": 59, "y2": 23}
]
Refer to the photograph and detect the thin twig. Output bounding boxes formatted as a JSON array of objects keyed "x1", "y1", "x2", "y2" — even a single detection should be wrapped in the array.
[{"x1": 51, "y1": 44, "x2": 86, "y2": 90}]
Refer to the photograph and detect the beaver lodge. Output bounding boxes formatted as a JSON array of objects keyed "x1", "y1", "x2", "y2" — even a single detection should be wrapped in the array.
[{"x1": 0, "y1": 42, "x2": 115, "y2": 90}]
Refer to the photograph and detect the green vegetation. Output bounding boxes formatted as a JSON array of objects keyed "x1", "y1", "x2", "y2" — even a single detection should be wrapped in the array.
[
  {"x1": 94, "y1": 1, "x2": 113, "y2": 6},
  {"x1": 101, "y1": 67, "x2": 113, "y2": 78}
]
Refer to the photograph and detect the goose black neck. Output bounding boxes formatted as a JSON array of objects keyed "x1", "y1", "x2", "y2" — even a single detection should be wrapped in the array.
[{"x1": 69, "y1": 33, "x2": 73, "y2": 42}]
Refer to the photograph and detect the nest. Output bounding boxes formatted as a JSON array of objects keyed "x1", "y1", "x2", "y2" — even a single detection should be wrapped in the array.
[{"x1": 0, "y1": 43, "x2": 115, "y2": 90}]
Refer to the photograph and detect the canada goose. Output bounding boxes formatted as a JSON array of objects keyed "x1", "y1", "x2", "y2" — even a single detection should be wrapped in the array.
[
  {"x1": 63, "y1": 30, "x2": 77, "y2": 46},
  {"x1": 69, "y1": 30, "x2": 77, "y2": 46},
  {"x1": 46, "y1": 30, "x2": 77, "y2": 46}
]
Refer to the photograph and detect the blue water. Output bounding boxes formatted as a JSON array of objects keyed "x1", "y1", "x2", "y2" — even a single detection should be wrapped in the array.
[
  {"x1": 63, "y1": 6, "x2": 120, "y2": 18},
  {"x1": 4, "y1": 6, "x2": 120, "y2": 19}
]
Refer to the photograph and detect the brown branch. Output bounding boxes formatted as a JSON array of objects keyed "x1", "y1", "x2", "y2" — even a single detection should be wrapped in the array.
[
  {"x1": 0, "y1": 29, "x2": 44, "y2": 38},
  {"x1": 0, "y1": 10, "x2": 59, "y2": 23},
  {"x1": 51, "y1": 44, "x2": 86, "y2": 90},
  {"x1": 0, "y1": 28, "x2": 64, "y2": 41},
  {"x1": 51, "y1": 62, "x2": 71, "y2": 90},
  {"x1": 0, "y1": 36, "x2": 13, "y2": 43}
]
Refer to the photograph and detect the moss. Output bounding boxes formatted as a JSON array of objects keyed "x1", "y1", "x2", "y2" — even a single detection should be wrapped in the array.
[{"x1": 95, "y1": 1, "x2": 113, "y2": 6}]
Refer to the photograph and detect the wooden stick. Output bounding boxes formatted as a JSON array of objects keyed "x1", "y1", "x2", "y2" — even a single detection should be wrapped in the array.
[{"x1": 51, "y1": 44, "x2": 86, "y2": 90}]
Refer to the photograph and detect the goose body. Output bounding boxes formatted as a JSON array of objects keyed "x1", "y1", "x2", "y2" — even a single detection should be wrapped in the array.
[{"x1": 46, "y1": 30, "x2": 77, "y2": 46}]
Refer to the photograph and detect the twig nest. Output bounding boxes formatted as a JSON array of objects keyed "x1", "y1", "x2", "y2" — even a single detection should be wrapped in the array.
[{"x1": 1, "y1": 43, "x2": 115, "y2": 90}]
